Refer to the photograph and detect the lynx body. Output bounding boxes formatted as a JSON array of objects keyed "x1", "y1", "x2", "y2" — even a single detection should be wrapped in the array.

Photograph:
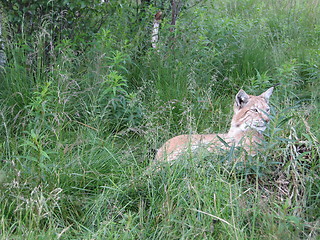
[{"x1": 155, "y1": 87, "x2": 274, "y2": 162}]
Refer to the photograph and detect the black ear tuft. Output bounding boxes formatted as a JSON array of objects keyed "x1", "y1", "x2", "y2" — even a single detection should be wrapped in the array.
[{"x1": 235, "y1": 89, "x2": 249, "y2": 108}]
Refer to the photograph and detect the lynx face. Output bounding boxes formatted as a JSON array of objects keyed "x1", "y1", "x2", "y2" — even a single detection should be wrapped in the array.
[{"x1": 232, "y1": 88, "x2": 273, "y2": 133}]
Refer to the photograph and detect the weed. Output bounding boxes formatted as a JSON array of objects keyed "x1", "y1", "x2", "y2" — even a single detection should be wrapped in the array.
[{"x1": 0, "y1": 0, "x2": 319, "y2": 239}]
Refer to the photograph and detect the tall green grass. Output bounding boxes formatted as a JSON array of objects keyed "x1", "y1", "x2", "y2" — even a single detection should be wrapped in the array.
[{"x1": 0, "y1": 0, "x2": 319, "y2": 239}]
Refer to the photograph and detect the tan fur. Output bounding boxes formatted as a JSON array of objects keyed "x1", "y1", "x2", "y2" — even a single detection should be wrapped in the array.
[{"x1": 154, "y1": 87, "x2": 274, "y2": 162}]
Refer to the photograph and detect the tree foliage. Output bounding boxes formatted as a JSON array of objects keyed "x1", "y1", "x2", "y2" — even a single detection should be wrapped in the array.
[{"x1": 2, "y1": 0, "x2": 111, "y2": 42}]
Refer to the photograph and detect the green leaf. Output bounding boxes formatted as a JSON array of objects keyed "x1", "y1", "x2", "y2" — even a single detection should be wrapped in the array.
[{"x1": 40, "y1": 150, "x2": 50, "y2": 160}]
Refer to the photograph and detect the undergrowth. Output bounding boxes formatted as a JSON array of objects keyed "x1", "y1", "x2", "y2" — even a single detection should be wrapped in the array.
[{"x1": 0, "y1": 0, "x2": 319, "y2": 239}]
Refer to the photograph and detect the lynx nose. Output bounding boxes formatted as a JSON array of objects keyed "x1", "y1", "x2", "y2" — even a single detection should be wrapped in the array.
[
  {"x1": 263, "y1": 114, "x2": 270, "y2": 123},
  {"x1": 260, "y1": 112, "x2": 270, "y2": 123}
]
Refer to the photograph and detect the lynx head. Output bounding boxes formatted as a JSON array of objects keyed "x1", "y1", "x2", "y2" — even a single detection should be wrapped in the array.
[{"x1": 231, "y1": 87, "x2": 274, "y2": 132}]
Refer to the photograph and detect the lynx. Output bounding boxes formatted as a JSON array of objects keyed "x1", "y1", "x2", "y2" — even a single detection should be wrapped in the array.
[{"x1": 154, "y1": 87, "x2": 274, "y2": 162}]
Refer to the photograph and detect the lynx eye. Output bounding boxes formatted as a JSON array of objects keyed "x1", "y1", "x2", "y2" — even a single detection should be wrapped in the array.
[{"x1": 252, "y1": 108, "x2": 259, "y2": 113}]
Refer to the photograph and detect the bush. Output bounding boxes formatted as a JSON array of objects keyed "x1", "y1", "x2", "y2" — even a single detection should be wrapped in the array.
[{"x1": 0, "y1": 0, "x2": 319, "y2": 239}]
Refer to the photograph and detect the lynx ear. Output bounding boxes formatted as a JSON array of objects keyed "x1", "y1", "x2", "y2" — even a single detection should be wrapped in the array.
[
  {"x1": 260, "y1": 87, "x2": 274, "y2": 102},
  {"x1": 235, "y1": 89, "x2": 250, "y2": 108}
]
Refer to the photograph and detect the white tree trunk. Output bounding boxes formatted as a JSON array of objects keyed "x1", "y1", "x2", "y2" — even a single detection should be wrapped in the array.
[
  {"x1": 0, "y1": 12, "x2": 6, "y2": 68},
  {"x1": 151, "y1": 11, "x2": 162, "y2": 50}
]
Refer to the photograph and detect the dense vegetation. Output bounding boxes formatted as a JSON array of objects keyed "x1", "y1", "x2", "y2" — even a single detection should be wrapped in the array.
[{"x1": 0, "y1": 0, "x2": 319, "y2": 239}]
